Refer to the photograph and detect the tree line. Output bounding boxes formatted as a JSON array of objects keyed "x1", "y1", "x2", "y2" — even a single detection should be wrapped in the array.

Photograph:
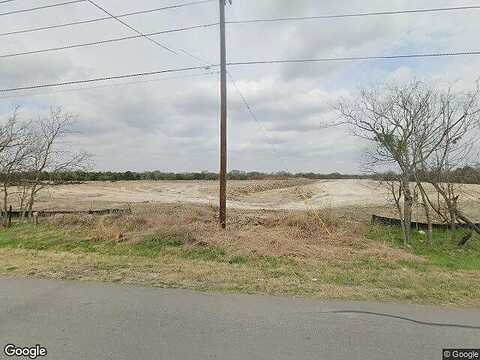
[
  {"x1": 40, "y1": 170, "x2": 376, "y2": 182},
  {"x1": 34, "y1": 167, "x2": 480, "y2": 184},
  {"x1": 38, "y1": 167, "x2": 480, "y2": 183}
]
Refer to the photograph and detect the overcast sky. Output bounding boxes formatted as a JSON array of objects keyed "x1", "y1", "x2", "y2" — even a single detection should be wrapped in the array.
[{"x1": 0, "y1": 0, "x2": 479, "y2": 173}]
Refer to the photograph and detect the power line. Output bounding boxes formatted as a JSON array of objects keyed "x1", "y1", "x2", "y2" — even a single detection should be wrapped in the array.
[
  {"x1": 0, "y1": 3, "x2": 475, "y2": 61},
  {"x1": 227, "y1": 51, "x2": 480, "y2": 66},
  {"x1": 0, "y1": 0, "x2": 85, "y2": 17},
  {"x1": 89, "y1": 0, "x2": 216, "y2": 69},
  {"x1": 3, "y1": 49, "x2": 480, "y2": 93},
  {"x1": 227, "y1": 73, "x2": 273, "y2": 146},
  {"x1": 0, "y1": 70, "x2": 219, "y2": 100},
  {"x1": 0, "y1": 3, "x2": 475, "y2": 62},
  {"x1": 0, "y1": 23, "x2": 218, "y2": 59},
  {"x1": 0, "y1": 65, "x2": 215, "y2": 93},
  {"x1": 0, "y1": 0, "x2": 216, "y2": 37},
  {"x1": 227, "y1": 71, "x2": 292, "y2": 172},
  {"x1": 0, "y1": 3, "x2": 474, "y2": 39},
  {"x1": 86, "y1": 0, "x2": 176, "y2": 54},
  {"x1": 85, "y1": 0, "x2": 217, "y2": 66},
  {"x1": 226, "y1": 5, "x2": 480, "y2": 24},
  {"x1": 0, "y1": 0, "x2": 21, "y2": 4}
]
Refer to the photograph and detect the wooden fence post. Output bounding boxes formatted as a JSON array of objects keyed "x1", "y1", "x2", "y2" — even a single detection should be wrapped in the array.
[{"x1": 7, "y1": 205, "x2": 12, "y2": 228}]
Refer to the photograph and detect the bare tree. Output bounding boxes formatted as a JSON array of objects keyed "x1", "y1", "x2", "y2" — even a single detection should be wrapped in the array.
[
  {"x1": 0, "y1": 108, "x2": 33, "y2": 225},
  {"x1": 337, "y1": 81, "x2": 434, "y2": 245},
  {"x1": 337, "y1": 80, "x2": 480, "y2": 246},
  {"x1": 415, "y1": 85, "x2": 480, "y2": 243},
  {"x1": 23, "y1": 107, "x2": 90, "y2": 217}
]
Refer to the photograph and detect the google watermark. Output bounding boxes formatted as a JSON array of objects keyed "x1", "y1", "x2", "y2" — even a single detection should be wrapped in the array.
[
  {"x1": 3, "y1": 344, "x2": 47, "y2": 359},
  {"x1": 443, "y1": 349, "x2": 480, "y2": 360}
]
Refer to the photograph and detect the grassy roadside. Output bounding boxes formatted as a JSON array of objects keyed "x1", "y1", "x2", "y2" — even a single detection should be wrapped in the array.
[
  {"x1": 0, "y1": 213, "x2": 479, "y2": 307},
  {"x1": 368, "y1": 226, "x2": 480, "y2": 271}
]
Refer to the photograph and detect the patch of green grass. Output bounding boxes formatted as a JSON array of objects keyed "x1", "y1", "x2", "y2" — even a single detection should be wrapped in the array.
[
  {"x1": 1, "y1": 223, "x2": 480, "y2": 306},
  {"x1": 0, "y1": 224, "x2": 302, "y2": 269},
  {"x1": 229, "y1": 255, "x2": 250, "y2": 264},
  {"x1": 0, "y1": 224, "x2": 95, "y2": 253},
  {"x1": 143, "y1": 232, "x2": 185, "y2": 247},
  {"x1": 0, "y1": 224, "x2": 230, "y2": 263},
  {"x1": 179, "y1": 246, "x2": 227, "y2": 262},
  {"x1": 369, "y1": 225, "x2": 480, "y2": 270}
]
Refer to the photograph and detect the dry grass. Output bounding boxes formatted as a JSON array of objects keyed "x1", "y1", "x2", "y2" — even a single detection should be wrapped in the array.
[
  {"x1": 45, "y1": 204, "x2": 419, "y2": 263},
  {"x1": 2, "y1": 203, "x2": 480, "y2": 306},
  {"x1": 1, "y1": 248, "x2": 478, "y2": 306}
]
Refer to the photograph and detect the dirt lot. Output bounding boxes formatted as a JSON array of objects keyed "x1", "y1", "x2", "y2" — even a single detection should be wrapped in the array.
[{"x1": 30, "y1": 179, "x2": 480, "y2": 219}]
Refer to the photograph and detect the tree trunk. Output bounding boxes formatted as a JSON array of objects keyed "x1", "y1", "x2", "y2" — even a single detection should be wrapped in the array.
[
  {"x1": 2, "y1": 184, "x2": 8, "y2": 227},
  {"x1": 458, "y1": 231, "x2": 473, "y2": 247},
  {"x1": 449, "y1": 208, "x2": 457, "y2": 235},
  {"x1": 417, "y1": 183, "x2": 433, "y2": 246},
  {"x1": 402, "y1": 179, "x2": 413, "y2": 245},
  {"x1": 7, "y1": 205, "x2": 12, "y2": 228},
  {"x1": 422, "y1": 200, "x2": 433, "y2": 246},
  {"x1": 420, "y1": 194, "x2": 433, "y2": 246},
  {"x1": 455, "y1": 210, "x2": 480, "y2": 246},
  {"x1": 393, "y1": 194, "x2": 407, "y2": 246},
  {"x1": 27, "y1": 185, "x2": 36, "y2": 221}
]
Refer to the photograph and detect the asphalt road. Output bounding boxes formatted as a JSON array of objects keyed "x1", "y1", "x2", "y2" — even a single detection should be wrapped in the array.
[{"x1": 0, "y1": 277, "x2": 479, "y2": 360}]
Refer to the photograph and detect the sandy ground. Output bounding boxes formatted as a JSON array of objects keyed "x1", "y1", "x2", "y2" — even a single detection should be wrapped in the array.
[{"x1": 29, "y1": 179, "x2": 480, "y2": 218}]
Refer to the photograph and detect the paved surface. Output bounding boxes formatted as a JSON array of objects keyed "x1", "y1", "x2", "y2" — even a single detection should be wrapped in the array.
[{"x1": 0, "y1": 277, "x2": 479, "y2": 360}]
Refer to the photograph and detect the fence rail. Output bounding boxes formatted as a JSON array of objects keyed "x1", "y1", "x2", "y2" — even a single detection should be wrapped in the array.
[
  {"x1": 1, "y1": 208, "x2": 131, "y2": 218},
  {"x1": 371, "y1": 214, "x2": 480, "y2": 230}
]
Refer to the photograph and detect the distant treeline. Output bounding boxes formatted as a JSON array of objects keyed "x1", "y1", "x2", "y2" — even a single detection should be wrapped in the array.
[
  {"x1": 38, "y1": 170, "x2": 372, "y2": 182},
  {"x1": 418, "y1": 166, "x2": 480, "y2": 185},
  {"x1": 36, "y1": 166, "x2": 480, "y2": 184}
]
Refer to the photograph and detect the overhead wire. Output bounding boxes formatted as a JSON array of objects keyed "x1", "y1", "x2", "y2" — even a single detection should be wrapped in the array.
[
  {"x1": 0, "y1": 0, "x2": 218, "y2": 37},
  {"x1": 227, "y1": 71, "x2": 288, "y2": 170},
  {"x1": 0, "y1": 70, "x2": 219, "y2": 100},
  {"x1": 226, "y1": 5, "x2": 480, "y2": 24},
  {"x1": 0, "y1": 0, "x2": 266, "y2": 168},
  {"x1": 0, "y1": 0, "x2": 217, "y2": 37},
  {"x1": 85, "y1": 0, "x2": 177, "y2": 54},
  {"x1": 1, "y1": 4, "x2": 478, "y2": 38},
  {"x1": 226, "y1": 51, "x2": 480, "y2": 66},
  {"x1": 3, "y1": 50, "x2": 480, "y2": 93},
  {"x1": 0, "y1": 0, "x2": 85, "y2": 17},
  {"x1": 0, "y1": 23, "x2": 218, "y2": 59},
  {"x1": 0, "y1": 65, "x2": 215, "y2": 93}
]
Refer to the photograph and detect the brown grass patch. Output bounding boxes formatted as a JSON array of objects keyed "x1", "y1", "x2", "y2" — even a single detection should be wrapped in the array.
[
  {"x1": 5, "y1": 204, "x2": 480, "y2": 306},
  {"x1": 44, "y1": 204, "x2": 420, "y2": 264}
]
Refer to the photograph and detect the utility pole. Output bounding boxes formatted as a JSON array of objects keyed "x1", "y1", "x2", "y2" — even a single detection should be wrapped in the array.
[{"x1": 219, "y1": 0, "x2": 230, "y2": 228}]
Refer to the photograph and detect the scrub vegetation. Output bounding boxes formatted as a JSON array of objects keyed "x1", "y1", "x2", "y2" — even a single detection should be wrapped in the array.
[{"x1": 0, "y1": 204, "x2": 479, "y2": 307}]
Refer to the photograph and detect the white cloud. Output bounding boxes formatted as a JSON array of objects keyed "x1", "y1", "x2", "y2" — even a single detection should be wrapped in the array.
[{"x1": 1, "y1": 0, "x2": 480, "y2": 172}]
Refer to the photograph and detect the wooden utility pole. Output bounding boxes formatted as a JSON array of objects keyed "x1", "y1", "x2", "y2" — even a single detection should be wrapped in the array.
[{"x1": 219, "y1": 0, "x2": 229, "y2": 228}]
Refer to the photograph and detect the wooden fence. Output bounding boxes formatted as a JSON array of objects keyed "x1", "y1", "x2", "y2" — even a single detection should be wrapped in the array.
[
  {"x1": 371, "y1": 214, "x2": 480, "y2": 230},
  {"x1": 1, "y1": 208, "x2": 131, "y2": 219}
]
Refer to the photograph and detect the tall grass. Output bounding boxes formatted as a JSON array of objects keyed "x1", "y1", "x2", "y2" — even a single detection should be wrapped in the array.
[{"x1": 369, "y1": 225, "x2": 480, "y2": 270}]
